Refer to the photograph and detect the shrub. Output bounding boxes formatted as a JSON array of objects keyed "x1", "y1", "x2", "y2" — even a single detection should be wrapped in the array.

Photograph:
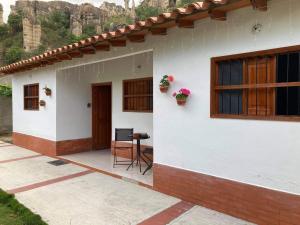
[
  {"x1": 0, "y1": 85, "x2": 12, "y2": 97},
  {"x1": 7, "y1": 11, "x2": 23, "y2": 34},
  {"x1": 0, "y1": 25, "x2": 9, "y2": 41},
  {"x1": 103, "y1": 15, "x2": 133, "y2": 31},
  {"x1": 177, "y1": 0, "x2": 198, "y2": 7},
  {"x1": 4, "y1": 46, "x2": 24, "y2": 65},
  {"x1": 83, "y1": 25, "x2": 97, "y2": 37},
  {"x1": 135, "y1": 5, "x2": 162, "y2": 21}
]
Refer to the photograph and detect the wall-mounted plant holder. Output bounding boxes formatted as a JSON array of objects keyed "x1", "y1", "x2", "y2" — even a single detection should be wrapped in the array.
[
  {"x1": 173, "y1": 88, "x2": 191, "y2": 106},
  {"x1": 160, "y1": 85, "x2": 169, "y2": 93},
  {"x1": 39, "y1": 100, "x2": 46, "y2": 107},
  {"x1": 43, "y1": 86, "x2": 52, "y2": 96},
  {"x1": 159, "y1": 75, "x2": 174, "y2": 93}
]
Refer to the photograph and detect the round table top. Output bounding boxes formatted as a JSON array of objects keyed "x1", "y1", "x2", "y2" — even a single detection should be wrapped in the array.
[{"x1": 133, "y1": 133, "x2": 150, "y2": 140}]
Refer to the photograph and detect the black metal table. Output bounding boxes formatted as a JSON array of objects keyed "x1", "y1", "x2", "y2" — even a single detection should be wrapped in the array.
[{"x1": 127, "y1": 133, "x2": 150, "y2": 172}]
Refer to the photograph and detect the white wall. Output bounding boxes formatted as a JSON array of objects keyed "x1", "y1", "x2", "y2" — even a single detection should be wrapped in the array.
[
  {"x1": 12, "y1": 68, "x2": 56, "y2": 140},
  {"x1": 56, "y1": 52, "x2": 153, "y2": 145},
  {"x1": 11, "y1": 0, "x2": 300, "y2": 195},
  {"x1": 153, "y1": 0, "x2": 300, "y2": 195}
]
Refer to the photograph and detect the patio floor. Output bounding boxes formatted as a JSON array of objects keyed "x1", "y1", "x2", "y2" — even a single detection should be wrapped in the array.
[
  {"x1": 0, "y1": 142, "x2": 256, "y2": 225},
  {"x1": 61, "y1": 149, "x2": 153, "y2": 186}
]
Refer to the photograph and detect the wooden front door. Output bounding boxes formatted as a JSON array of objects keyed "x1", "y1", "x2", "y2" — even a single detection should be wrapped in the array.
[{"x1": 92, "y1": 83, "x2": 112, "y2": 150}]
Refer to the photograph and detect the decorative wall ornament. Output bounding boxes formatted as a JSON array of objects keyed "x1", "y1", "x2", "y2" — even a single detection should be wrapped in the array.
[
  {"x1": 173, "y1": 88, "x2": 191, "y2": 106},
  {"x1": 159, "y1": 75, "x2": 174, "y2": 93},
  {"x1": 43, "y1": 86, "x2": 52, "y2": 96}
]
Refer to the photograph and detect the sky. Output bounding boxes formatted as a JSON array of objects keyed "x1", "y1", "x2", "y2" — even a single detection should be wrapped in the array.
[{"x1": 1, "y1": 0, "x2": 132, "y2": 22}]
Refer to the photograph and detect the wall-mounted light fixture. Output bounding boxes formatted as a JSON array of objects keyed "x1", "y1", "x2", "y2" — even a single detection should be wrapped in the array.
[
  {"x1": 252, "y1": 23, "x2": 262, "y2": 34},
  {"x1": 39, "y1": 100, "x2": 46, "y2": 107}
]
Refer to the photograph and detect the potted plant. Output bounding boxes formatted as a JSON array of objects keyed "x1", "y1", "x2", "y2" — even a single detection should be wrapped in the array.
[
  {"x1": 173, "y1": 88, "x2": 191, "y2": 106},
  {"x1": 159, "y1": 75, "x2": 174, "y2": 93},
  {"x1": 43, "y1": 86, "x2": 52, "y2": 96}
]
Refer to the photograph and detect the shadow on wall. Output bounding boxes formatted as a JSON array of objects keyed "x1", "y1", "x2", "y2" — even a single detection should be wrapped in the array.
[{"x1": 0, "y1": 96, "x2": 12, "y2": 135}]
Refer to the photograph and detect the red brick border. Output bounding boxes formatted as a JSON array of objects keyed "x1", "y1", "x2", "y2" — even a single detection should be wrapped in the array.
[
  {"x1": 13, "y1": 132, "x2": 92, "y2": 156},
  {"x1": 138, "y1": 201, "x2": 194, "y2": 225},
  {"x1": 7, "y1": 170, "x2": 93, "y2": 194},
  {"x1": 153, "y1": 163, "x2": 300, "y2": 225},
  {"x1": 0, "y1": 155, "x2": 42, "y2": 163}
]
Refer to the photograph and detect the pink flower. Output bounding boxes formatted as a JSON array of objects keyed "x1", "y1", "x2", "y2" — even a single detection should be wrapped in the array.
[
  {"x1": 172, "y1": 92, "x2": 177, "y2": 97},
  {"x1": 180, "y1": 88, "x2": 191, "y2": 96},
  {"x1": 167, "y1": 75, "x2": 174, "y2": 82}
]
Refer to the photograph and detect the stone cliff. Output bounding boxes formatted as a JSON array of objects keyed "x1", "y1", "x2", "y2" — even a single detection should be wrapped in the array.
[
  {"x1": 10, "y1": 0, "x2": 138, "y2": 52},
  {"x1": 0, "y1": 3, "x2": 3, "y2": 25},
  {"x1": 0, "y1": 0, "x2": 173, "y2": 58}
]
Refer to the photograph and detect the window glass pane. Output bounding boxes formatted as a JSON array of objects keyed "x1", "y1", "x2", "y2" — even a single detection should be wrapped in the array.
[
  {"x1": 24, "y1": 84, "x2": 39, "y2": 110},
  {"x1": 218, "y1": 61, "x2": 231, "y2": 85},
  {"x1": 276, "y1": 87, "x2": 300, "y2": 116},
  {"x1": 230, "y1": 60, "x2": 243, "y2": 85},
  {"x1": 277, "y1": 54, "x2": 288, "y2": 82},
  {"x1": 218, "y1": 90, "x2": 243, "y2": 115},
  {"x1": 218, "y1": 60, "x2": 243, "y2": 86},
  {"x1": 288, "y1": 53, "x2": 300, "y2": 82}
]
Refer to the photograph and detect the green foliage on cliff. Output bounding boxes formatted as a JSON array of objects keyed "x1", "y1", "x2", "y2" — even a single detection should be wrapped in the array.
[
  {"x1": 83, "y1": 25, "x2": 97, "y2": 37},
  {"x1": 7, "y1": 11, "x2": 23, "y2": 34},
  {"x1": 0, "y1": 25, "x2": 9, "y2": 41},
  {"x1": 176, "y1": 0, "x2": 198, "y2": 7},
  {"x1": 0, "y1": 5, "x2": 166, "y2": 66},
  {"x1": 135, "y1": 5, "x2": 162, "y2": 21},
  {"x1": 103, "y1": 15, "x2": 133, "y2": 31},
  {"x1": 41, "y1": 11, "x2": 74, "y2": 49}
]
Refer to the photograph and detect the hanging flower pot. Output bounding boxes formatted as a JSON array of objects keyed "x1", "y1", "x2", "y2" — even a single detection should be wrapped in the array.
[
  {"x1": 160, "y1": 85, "x2": 169, "y2": 93},
  {"x1": 159, "y1": 75, "x2": 174, "y2": 93},
  {"x1": 176, "y1": 98, "x2": 187, "y2": 106},
  {"x1": 173, "y1": 88, "x2": 191, "y2": 106}
]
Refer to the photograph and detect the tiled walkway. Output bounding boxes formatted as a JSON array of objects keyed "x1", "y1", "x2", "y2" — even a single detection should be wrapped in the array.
[
  {"x1": 61, "y1": 149, "x2": 153, "y2": 186},
  {"x1": 0, "y1": 142, "x2": 255, "y2": 225}
]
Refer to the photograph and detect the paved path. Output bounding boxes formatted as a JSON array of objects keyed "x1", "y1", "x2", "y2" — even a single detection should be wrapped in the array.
[{"x1": 0, "y1": 144, "x2": 255, "y2": 225}]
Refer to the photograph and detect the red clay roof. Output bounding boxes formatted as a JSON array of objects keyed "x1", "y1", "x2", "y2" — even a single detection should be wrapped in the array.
[{"x1": 0, "y1": 0, "x2": 266, "y2": 75}]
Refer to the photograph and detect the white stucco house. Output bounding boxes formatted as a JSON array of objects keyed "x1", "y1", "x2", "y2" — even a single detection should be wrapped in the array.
[{"x1": 1, "y1": 0, "x2": 300, "y2": 224}]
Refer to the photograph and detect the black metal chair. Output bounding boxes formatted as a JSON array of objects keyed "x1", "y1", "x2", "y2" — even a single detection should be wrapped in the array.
[
  {"x1": 113, "y1": 128, "x2": 134, "y2": 168},
  {"x1": 142, "y1": 147, "x2": 153, "y2": 175}
]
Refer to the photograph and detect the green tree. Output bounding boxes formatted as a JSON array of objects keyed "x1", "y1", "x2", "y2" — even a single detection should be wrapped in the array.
[
  {"x1": 83, "y1": 25, "x2": 97, "y2": 37},
  {"x1": 135, "y1": 5, "x2": 162, "y2": 21},
  {"x1": 23, "y1": 44, "x2": 47, "y2": 59},
  {"x1": 7, "y1": 12, "x2": 23, "y2": 33},
  {"x1": 40, "y1": 11, "x2": 72, "y2": 48},
  {"x1": 0, "y1": 25, "x2": 9, "y2": 41},
  {"x1": 41, "y1": 11, "x2": 70, "y2": 30},
  {"x1": 4, "y1": 46, "x2": 24, "y2": 65},
  {"x1": 103, "y1": 15, "x2": 133, "y2": 31}
]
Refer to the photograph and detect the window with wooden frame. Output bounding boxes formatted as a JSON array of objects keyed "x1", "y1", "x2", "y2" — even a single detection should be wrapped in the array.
[
  {"x1": 24, "y1": 83, "x2": 39, "y2": 110},
  {"x1": 123, "y1": 77, "x2": 153, "y2": 112},
  {"x1": 211, "y1": 46, "x2": 300, "y2": 121}
]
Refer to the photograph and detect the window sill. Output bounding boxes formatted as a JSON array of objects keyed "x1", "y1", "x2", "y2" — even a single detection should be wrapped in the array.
[
  {"x1": 123, "y1": 110, "x2": 153, "y2": 113},
  {"x1": 211, "y1": 114, "x2": 300, "y2": 122}
]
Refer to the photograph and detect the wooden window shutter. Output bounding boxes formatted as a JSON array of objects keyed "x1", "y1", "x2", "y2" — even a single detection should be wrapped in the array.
[{"x1": 246, "y1": 57, "x2": 275, "y2": 116}]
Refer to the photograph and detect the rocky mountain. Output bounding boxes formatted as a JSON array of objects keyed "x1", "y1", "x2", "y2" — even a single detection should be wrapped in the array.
[
  {"x1": 10, "y1": 0, "x2": 137, "y2": 52},
  {"x1": 0, "y1": 0, "x2": 177, "y2": 66}
]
